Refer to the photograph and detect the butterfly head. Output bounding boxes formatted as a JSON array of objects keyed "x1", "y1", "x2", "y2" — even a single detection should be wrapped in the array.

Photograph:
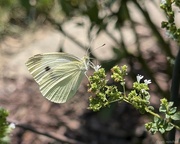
[
  {"x1": 82, "y1": 56, "x2": 101, "y2": 72},
  {"x1": 82, "y1": 56, "x2": 90, "y2": 71}
]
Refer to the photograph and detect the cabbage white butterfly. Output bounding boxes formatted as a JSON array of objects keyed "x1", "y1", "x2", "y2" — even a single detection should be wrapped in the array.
[{"x1": 26, "y1": 52, "x2": 98, "y2": 103}]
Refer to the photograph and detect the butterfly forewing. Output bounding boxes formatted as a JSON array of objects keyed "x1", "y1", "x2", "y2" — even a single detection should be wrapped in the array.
[
  {"x1": 26, "y1": 53, "x2": 82, "y2": 81},
  {"x1": 26, "y1": 53, "x2": 89, "y2": 103}
]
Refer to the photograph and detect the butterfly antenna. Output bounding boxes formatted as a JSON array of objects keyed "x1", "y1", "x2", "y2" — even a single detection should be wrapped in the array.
[
  {"x1": 87, "y1": 43, "x2": 106, "y2": 56},
  {"x1": 88, "y1": 43, "x2": 105, "y2": 69},
  {"x1": 94, "y1": 43, "x2": 106, "y2": 52},
  {"x1": 86, "y1": 36, "x2": 96, "y2": 55}
]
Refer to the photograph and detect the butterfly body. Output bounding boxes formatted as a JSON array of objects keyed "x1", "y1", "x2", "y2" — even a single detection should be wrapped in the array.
[{"x1": 26, "y1": 52, "x2": 90, "y2": 103}]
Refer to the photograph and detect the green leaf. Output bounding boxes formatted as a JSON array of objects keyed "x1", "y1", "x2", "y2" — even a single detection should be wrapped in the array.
[
  {"x1": 159, "y1": 127, "x2": 165, "y2": 134},
  {"x1": 165, "y1": 114, "x2": 171, "y2": 119},
  {"x1": 169, "y1": 107, "x2": 177, "y2": 115},
  {"x1": 159, "y1": 104, "x2": 166, "y2": 113},
  {"x1": 154, "y1": 116, "x2": 159, "y2": 123},
  {"x1": 168, "y1": 102, "x2": 174, "y2": 107},
  {"x1": 171, "y1": 112, "x2": 180, "y2": 120},
  {"x1": 165, "y1": 123, "x2": 174, "y2": 131}
]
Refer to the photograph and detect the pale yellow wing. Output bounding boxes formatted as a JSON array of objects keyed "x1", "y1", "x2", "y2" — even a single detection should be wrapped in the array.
[{"x1": 26, "y1": 52, "x2": 88, "y2": 103}]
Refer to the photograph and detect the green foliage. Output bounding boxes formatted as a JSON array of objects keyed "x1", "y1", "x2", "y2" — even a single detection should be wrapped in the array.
[
  {"x1": 0, "y1": 0, "x2": 15, "y2": 7},
  {"x1": 36, "y1": 0, "x2": 54, "y2": 13},
  {"x1": 175, "y1": 0, "x2": 180, "y2": 7},
  {"x1": 145, "y1": 116, "x2": 174, "y2": 135},
  {"x1": 160, "y1": 0, "x2": 180, "y2": 43},
  {"x1": 0, "y1": 107, "x2": 15, "y2": 144},
  {"x1": 145, "y1": 98, "x2": 180, "y2": 134},
  {"x1": 159, "y1": 98, "x2": 180, "y2": 121},
  {"x1": 88, "y1": 65, "x2": 180, "y2": 134},
  {"x1": 0, "y1": 108, "x2": 9, "y2": 138}
]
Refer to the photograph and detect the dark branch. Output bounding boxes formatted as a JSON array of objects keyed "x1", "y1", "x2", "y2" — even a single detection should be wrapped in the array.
[{"x1": 168, "y1": 47, "x2": 180, "y2": 143}]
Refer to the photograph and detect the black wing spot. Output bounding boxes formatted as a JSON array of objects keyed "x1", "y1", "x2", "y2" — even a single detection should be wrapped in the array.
[{"x1": 45, "y1": 66, "x2": 51, "y2": 71}]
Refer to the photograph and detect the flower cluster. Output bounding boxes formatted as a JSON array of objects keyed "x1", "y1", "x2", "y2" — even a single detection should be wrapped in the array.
[
  {"x1": 128, "y1": 75, "x2": 151, "y2": 114},
  {"x1": 88, "y1": 65, "x2": 180, "y2": 134},
  {"x1": 0, "y1": 107, "x2": 15, "y2": 143},
  {"x1": 88, "y1": 65, "x2": 152, "y2": 113},
  {"x1": 88, "y1": 66, "x2": 126, "y2": 111}
]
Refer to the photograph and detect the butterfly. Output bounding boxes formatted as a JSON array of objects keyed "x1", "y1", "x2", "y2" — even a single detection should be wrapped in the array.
[{"x1": 26, "y1": 52, "x2": 100, "y2": 103}]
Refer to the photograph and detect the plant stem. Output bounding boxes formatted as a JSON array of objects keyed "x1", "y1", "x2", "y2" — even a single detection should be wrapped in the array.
[{"x1": 145, "y1": 107, "x2": 161, "y2": 118}]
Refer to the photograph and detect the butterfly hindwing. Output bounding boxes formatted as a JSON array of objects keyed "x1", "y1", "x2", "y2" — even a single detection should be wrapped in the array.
[{"x1": 40, "y1": 62, "x2": 85, "y2": 103}]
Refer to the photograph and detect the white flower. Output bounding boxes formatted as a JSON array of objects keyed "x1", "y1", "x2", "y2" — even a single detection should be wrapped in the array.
[
  {"x1": 166, "y1": 30, "x2": 174, "y2": 39},
  {"x1": 94, "y1": 65, "x2": 101, "y2": 71},
  {"x1": 161, "y1": 0, "x2": 166, "y2": 5},
  {"x1": 144, "y1": 79, "x2": 151, "y2": 85},
  {"x1": 141, "y1": 89, "x2": 149, "y2": 94},
  {"x1": 136, "y1": 74, "x2": 144, "y2": 83},
  {"x1": 141, "y1": 89, "x2": 145, "y2": 93},
  {"x1": 9, "y1": 123, "x2": 16, "y2": 129}
]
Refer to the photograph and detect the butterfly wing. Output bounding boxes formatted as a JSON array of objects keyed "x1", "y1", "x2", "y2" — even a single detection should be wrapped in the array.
[
  {"x1": 26, "y1": 53, "x2": 87, "y2": 103},
  {"x1": 40, "y1": 63, "x2": 85, "y2": 103},
  {"x1": 26, "y1": 53, "x2": 82, "y2": 82}
]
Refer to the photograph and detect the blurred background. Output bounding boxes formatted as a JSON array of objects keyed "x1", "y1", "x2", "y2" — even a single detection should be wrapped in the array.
[{"x1": 0, "y1": 0, "x2": 179, "y2": 144}]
